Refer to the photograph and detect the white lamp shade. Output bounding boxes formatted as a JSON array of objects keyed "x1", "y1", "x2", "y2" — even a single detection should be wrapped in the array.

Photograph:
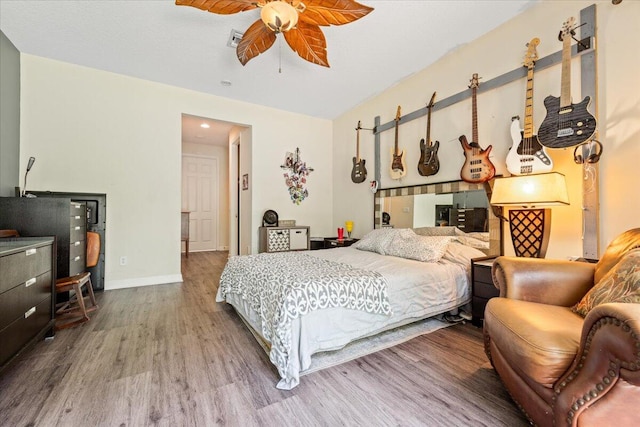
[
  {"x1": 490, "y1": 172, "x2": 569, "y2": 207},
  {"x1": 261, "y1": 1, "x2": 299, "y2": 32}
]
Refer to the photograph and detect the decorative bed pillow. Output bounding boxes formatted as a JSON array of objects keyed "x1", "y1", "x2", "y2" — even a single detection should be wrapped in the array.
[
  {"x1": 385, "y1": 233, "x2": 454, "y2": 263},
  {"x1": 352, "y1": 228, "x2": 406, "y2": 255},
  {"x1": 413, "y1": 226, "x2": 458, "y2": 236},
  {"x1": 573, "y1": 249, "x2": 640, "y2": 317}
]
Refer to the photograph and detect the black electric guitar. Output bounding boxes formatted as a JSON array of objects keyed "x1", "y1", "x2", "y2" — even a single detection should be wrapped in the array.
[
  {"x1": 506, "y1": 38, "x2": 553, "y2": 175},
  {"x1": 351, "y1": 120, "x2": 367, "y2": 183},
  {"x1": 418, "y1": 92, "x2": 440, "y2": 176},
  {"x1": 459, "y1": 74, "x2": 496, "y2": 184},
  {"x1": 538, "y1": 17, "x2": 596, "y2": 148},
  {"x1": 389, "y1": 106, "x2": 406, "y2": 180}
]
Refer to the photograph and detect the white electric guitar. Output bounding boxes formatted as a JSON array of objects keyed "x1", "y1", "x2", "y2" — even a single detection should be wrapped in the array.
[{"x1": 506, "y1": 38, "x2": 553, "y2": 175}]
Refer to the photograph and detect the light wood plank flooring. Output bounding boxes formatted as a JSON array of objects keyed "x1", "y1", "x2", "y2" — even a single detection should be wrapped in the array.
[{"x1": 0, "y1": 251, "x2": 528, "y2": 426}]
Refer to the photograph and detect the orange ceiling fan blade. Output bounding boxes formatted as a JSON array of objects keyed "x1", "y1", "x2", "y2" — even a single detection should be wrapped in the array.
[
  {"x1": 284, "y1": 21, "x2": 329, "y2": 67},
  {"x1": 301, "y1": 0, "x2": 374, "y2": 26},
  {"x1": 237, "y1": 19, "x2": 277, "y2": 65},
  {"x1": 175, "y1": 0, "x2": 258, "y2": 14}
]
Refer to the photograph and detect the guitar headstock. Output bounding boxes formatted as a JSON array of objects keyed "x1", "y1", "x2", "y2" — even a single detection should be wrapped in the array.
[
  {"x1": 427, "y1": 92, "x2": 437, "y2": 109},
  {"x1": 523, "y1": 37, "x2": 539, "y2": 67},
  {"x1": 469, "y1": 73, "x2": 480, "y2": 89},
  {"x1": 559, "y1": 17, "x2": 576, "y2": 41},
  {"x1": 395, "y1": 106, "x2": 401, "y2": 122}
]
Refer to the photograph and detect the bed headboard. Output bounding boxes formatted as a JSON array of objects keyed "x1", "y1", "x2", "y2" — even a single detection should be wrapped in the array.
[{"x1": 373, "y1": 180, "x2": 503, "y2": 256}]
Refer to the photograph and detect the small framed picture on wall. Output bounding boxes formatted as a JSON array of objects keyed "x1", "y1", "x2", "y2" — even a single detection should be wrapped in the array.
[{"x1": 242, "y1": 174, "x2": 249, "y2": 190}]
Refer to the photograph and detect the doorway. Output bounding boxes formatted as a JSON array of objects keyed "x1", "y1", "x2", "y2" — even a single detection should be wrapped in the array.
[{"x1": 182, "y1": 155, "x2": 219, "y2": 252}]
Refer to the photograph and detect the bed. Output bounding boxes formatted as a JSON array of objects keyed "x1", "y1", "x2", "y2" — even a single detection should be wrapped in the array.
[{"x1": 217, "y1": 228, "x2": 487, "y2": 389}]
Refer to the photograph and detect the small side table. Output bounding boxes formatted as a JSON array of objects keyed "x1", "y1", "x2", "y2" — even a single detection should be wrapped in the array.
[
  {"x1": 324, "y1": 238, "x2": 359, "y2": 249},
  {"x1": 471, "y1": 256, "x2": 499, "y2": 327}
]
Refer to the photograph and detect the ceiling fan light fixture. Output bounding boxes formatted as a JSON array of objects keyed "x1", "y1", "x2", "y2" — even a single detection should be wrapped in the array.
[{"x1": 260, "y1": 1, "x2": 299, "y2": 33}]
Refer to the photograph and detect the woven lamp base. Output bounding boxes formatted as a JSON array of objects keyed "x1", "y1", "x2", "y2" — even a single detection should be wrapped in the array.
[{"x1": 508, "y1": 208, "x2": 551, "y2": 258}]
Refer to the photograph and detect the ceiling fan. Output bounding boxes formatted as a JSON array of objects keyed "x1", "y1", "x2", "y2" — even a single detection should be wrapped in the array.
[{"x1": 175, "y1": 0, "x2": 374, "y2": 67}]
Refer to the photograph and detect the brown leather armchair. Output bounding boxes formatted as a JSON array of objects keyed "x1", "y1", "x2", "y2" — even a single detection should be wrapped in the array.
[{"x1": 484, "y1": 228, "x2": 640, "y2": 427}]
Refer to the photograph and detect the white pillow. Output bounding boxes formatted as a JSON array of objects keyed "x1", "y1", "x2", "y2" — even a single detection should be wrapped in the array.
[
  {"x1": 413, "y1": 226, "x2": 458, "y2": 237},
  {"x1": 353, "y1": 228, "x2": 406, "y2": 255},
  {"x1": 385, "y1": 233, "x2": 454, "y2": 262}
]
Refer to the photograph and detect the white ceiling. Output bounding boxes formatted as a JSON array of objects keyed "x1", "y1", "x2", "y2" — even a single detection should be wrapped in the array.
[{"x1": 0, "y1": 0, "x2": 537, "y2": 145}]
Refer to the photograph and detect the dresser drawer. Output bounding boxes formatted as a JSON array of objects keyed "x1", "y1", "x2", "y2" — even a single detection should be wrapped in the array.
[
  {"x1": 474, "y1": 280, "x2": 499, "y2": 299},
  {"x1": 70, "y1": 202, "x2": 85, "y2": 215},
  {"x1": 0, "y1": 298, "x2": 52, "y2": 367},
  {"x1": 473, "y1": 264, "x2": 494, "y2": 284},
  {"x1": 0, "y1": 271, "x2": 52, "y2": 329},
  {"x1": 70, "y1": 213, "x2": 86, "y2": 228},
  {"x1": 70, "y1": 224, "x2": 86, "y2": 243},
  {"x1": 267, "y1": 229, "x2": 290, "y2": 252},
  {"x1": 0, "y1": 245, "x2": 53, "y2": 294},
  {"x1": 70, "y1": 240, "x2": 86, "y2": 260},
  {"x1": 69, "y1": 251, "x2": 86, "y2": 276}
]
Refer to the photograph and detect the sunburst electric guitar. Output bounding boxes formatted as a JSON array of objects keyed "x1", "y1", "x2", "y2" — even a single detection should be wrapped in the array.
[
  {"x1": 459, "y1": 74, "x2": 496, "y2": 184},
  {"x1": 390, "y1": 106, "x2": 406, "y2": 180},
  {"x1": 538, "y1": 17, "x2": 596, "y2": 148},
  {"x1": 350, "y1": 120, "x2": 367, "y2": 183},
  {"x1": 418, "y1": 92, "x2": 440, "y2": 176},
  {"x1": 506, "y1": 38, "x2": 553, "y2": 175}
]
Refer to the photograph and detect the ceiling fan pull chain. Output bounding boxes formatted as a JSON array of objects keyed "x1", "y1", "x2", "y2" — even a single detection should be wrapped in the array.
[{"x1": 279, "y1": 36, "x2": 283, "y2": 74}]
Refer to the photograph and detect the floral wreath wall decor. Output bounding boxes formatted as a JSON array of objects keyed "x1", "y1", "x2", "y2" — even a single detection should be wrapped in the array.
[{"x1": 281, "y1": 147, "x2": 313, "y2": 205}]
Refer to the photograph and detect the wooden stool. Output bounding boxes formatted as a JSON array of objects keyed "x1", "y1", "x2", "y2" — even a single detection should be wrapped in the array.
[{"x1": 55, "y1": 272, "x2": 99, "y2": 330}]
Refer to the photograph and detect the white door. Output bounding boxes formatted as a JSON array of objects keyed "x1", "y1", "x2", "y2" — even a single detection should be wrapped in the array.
[{"x1": 182, "y1": 155, "x2": 218, "y2": 252}]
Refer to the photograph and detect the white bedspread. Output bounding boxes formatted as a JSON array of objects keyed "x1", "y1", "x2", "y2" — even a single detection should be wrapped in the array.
[{"x1": 217, "y1": 244, "x2": 483, "y2": 389}]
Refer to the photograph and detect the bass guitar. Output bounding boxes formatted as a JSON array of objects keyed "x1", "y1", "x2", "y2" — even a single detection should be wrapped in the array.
[
  {"x1": 538, "y1": 17, "x2": 596, "y2": 148},
  {"x1": 418, "y1": 92, "x2": 440, "y2": 176},
  {"x1": 389, "y1": 106, "x2": 406, "y2": 180},
  {"x1": 506, "y1": 38, "x2": 553, "y2": 175},
  {"x1": 459, "y1": 74, "x2": 496, "y2": 184},
  {"x1": 350, "y1": 120, "x2": 367, "y2": 183}
]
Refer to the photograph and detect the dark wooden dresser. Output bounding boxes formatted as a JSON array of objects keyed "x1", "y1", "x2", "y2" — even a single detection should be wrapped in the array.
[
  {"x1": 0, "y1": 197, "x2": 87, "y2": 281},
  {"x1": 0, "y1": 237, "x2": 56, "y2": 371}
]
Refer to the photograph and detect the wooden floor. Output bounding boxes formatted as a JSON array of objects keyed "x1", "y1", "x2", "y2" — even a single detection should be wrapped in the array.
[{"x1": 0, "y1": 251, "x2": 528, "y2": 426}]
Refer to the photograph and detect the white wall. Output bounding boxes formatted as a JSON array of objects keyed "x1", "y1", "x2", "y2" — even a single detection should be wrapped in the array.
[
  {"x1": 20, "y1": 55, "x2": 333, "y2": 289},
  {"x1": 333, "y1": 0, "x2": 640, "y2": 259}
]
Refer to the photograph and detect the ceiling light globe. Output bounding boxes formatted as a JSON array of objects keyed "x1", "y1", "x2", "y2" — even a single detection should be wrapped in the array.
[{"x1": 261, "y1": 1, "x2": 298, "y2": 33}]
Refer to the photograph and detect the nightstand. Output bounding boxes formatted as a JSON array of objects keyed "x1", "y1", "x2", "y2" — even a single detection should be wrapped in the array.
[
  {"x1": 324, "y1": 238, "x2": 359, "y2": 249},
  {"x1": 471, "y1": 256, "x2": 499, "y2": 327}
]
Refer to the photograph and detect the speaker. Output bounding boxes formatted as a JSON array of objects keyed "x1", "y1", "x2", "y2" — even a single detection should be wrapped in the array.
[
  {"x1": 262, "y1": 209, "x2": 279, "y2": 227},
  {"x1": 574, "y1": 140, "x2": 603, "y2": 164}
]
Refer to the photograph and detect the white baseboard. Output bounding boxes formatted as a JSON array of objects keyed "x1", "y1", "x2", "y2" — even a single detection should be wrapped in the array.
[{"x1": 105, "y1": 274, "x2": 183, "y2": 290}]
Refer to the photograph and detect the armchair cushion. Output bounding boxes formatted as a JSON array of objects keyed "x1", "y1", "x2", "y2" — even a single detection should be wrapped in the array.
[
  {"x1": 573, "y1": 249, "x2": 640, "y2": 317},
  {"x1": 485, "y1": 298, "x2": 583, "y2": 388}
]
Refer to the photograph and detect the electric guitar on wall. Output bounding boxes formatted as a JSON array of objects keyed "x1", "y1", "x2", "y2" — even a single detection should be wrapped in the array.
[
  {"x1": 459, "y1": 74, "x2": 496, "y2": 184},
  {"x1": 506, "y1": 38, "x2": 553, "y2": 175},
  {"x1": 538, "y1": 17, "x2": 596, "y2": 148},
  {"x1": 390, "y1": 105, "x2": 407, "y2": 180},
  {"x1": 351, "y1": 120, "x2": 367, "y2": 183},
  {"x1": 418, "y1": 92, "x2": 440, "y2": 177}
]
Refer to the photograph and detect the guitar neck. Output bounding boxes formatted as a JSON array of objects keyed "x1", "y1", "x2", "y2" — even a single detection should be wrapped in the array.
[
  {"x1": 471, "y1": 86, "x2": 479, "y2": 144},
  {"x1": 523, "y1": 65, "x2": 535, "y2": 138},
  {"x1": 560, "y1": 32, "x2": 572, "y2": 107},
  {"x1": 426, "y1": 107, "x2": 432, "y2": 145},
  {"x1": 394, "y1": 121, "x2": 399, "y2": 155},
  {"x1": 355, "y1": 127, "x2": 360, "y2": 162}
]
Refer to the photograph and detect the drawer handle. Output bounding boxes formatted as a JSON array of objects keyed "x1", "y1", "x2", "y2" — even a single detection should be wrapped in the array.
[
  {"x1": 74, "y1": 226, "x2": 81, "y2": 230},
  {"x1": 331, "y1": 241, "x2": 338, "y2": 246},
  {"x1": 25, "y1": 277, "x2": 37, "y2": 287},
  {"x1": 25, "y1": 248, "x2": 37, "y2": 256},
  {"x1": 74, "y1": 204, "x2": 81, "y2": 209},
  {"x1": 24, "y1": 307, "x2": 36, "y2": 318},
  {"x1": 75, "y1": 215, "x2": 81, "y2": 219},
  {"x1": 74, "y1": 256, "x2": 81, "y2": 262},
  {"x1": 74, "y1": 241, "x2": 81, "y2": 246}
]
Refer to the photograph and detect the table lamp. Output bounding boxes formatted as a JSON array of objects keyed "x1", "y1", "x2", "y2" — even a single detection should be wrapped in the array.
[{"x1": 490, "y1": 172, "x2": 569, "y2": 258}]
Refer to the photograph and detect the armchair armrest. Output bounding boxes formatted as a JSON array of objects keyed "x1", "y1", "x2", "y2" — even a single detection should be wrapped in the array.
[
  {"x1": 554, "y1": 302, "x2": 640, "y2": 427},
  {"x1": 492, "y1": 256, "x2": 596, "y2": 306}
]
